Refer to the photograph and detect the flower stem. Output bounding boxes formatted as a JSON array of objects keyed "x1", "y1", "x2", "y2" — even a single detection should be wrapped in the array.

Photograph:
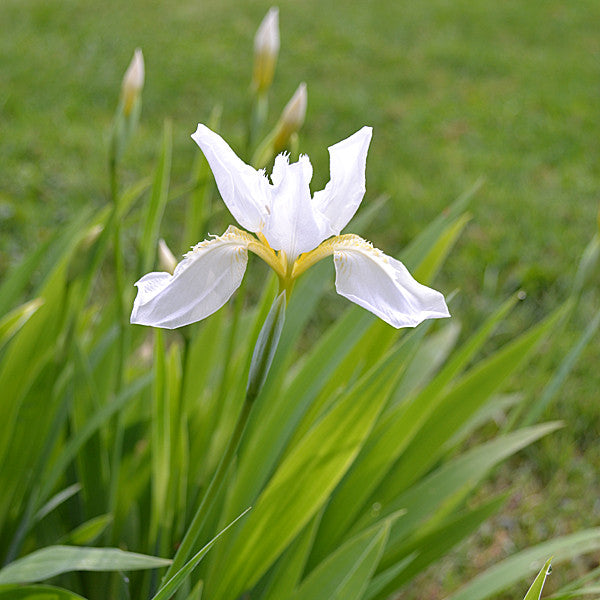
[
  {"x1": 161, "y1": 291, "x2": 286, "y2": 585},
  {"x1": 106, "y1": 130, "x2": 130, "y2": 543},
  {"x1": 162, "y1": 395, "x2": 253, "y2": 581}
]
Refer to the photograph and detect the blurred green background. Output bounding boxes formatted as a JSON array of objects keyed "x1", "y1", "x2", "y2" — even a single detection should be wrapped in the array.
[{"x1": 1, "y1": 0, "x2": 599, "y2": 595}]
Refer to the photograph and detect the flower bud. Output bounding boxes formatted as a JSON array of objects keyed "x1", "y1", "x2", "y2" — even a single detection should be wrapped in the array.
[
  {"x1": 158, "y1": 239, "x2": 177, "y2": 275},
  {"x1": 252, "y1": 7, "x2": 279, "y2": 94},
  {"x1": 272, "y1": 82, "x2": 307, "y2": 153},
  {"x1": 121, "y1": 48, "x2": 145, "y2": 116},
  {"x1": 246, "y1": 290, "x2": 286, "y2": 403}
]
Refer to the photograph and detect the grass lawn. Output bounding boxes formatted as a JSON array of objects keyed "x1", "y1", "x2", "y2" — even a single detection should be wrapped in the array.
[{"x1": 2, "y1": 0, "x2": 599, "y2": 595}]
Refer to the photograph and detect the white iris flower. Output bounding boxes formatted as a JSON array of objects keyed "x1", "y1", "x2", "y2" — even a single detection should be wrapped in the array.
[{"x1": 131, "y1": 124, "x2": 450, "y2": 329}]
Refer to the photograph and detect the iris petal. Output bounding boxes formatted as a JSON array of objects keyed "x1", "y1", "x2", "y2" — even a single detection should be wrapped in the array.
[
  {"x1": 332, "y1": 237, "x2": 450, "y2": 328},
  {"x1": 131, "y1": 227, "x2": 249, "y2": 329},
  {"x1": 263, "y1": 155, "x2": 328, "y2": 261},
  {"x1": 313, "y1": 126, "x2": 373, "y2": 236},
  {"x1": 191, "y1": 124, "x2": 271, "y2": 233}
]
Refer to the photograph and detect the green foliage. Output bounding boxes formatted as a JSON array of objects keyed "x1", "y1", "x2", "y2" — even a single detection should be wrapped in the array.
[
  {"x1": 0, "y1": 547, "x2": 170, "y2": 585},
  {"x1": 246, "y1": 291, "x2": 287, "y2": 402},
  {"x1": 447, "y1": 530, "x2": 600, "y2": 600},
  {"x1": 1, "y1": 153, "x2": 593, "y2": 597},
  {"x1": 523, "y1": 558, "x2": 552, "y2": 600},
  {"x1": 0, "y1": 586, "x2": 87, "y2": 600},
  {"x1": 289, "y1": 520, "x2": 391, "y2": 600},
  {"x1": 0, "y1": 9, "x2": 598, "y2": 600},
  {"x1": 150, "y1": 508, "x2": 251, "y2": 600}
]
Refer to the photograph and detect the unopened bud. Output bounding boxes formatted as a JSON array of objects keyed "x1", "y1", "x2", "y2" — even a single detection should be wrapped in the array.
[
  {"x1": 273, "y1": 82, "x2": 307, "y2": 153},
  {"x1": 252, "y1": 8, "x2": 279, "y2": 94},
  {"x1": 121, "y1": 49, "x2": 145, "y2": 116},
  {"x1": 158, "y1": 239, "x2": 177, "y2": 275}
]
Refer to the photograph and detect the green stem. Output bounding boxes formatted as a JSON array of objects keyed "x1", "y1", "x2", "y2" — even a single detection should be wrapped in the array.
[
  {"x1": 106, "y1": 219, "x2": 128, "y2": 542},
  {"x1": 162, "y1": 291, "x2": 286, "y2": 585},
  {"x1": 108, "y1": 128, "x2": 127, "y2": 396},
  {"x1": 106, "y1": 137, "x2": 129, "y2": 542},
  {"x1": 112, "y1": 216, "x2": 128, "y2": 392},
  {"x1": 107, "y1": 411, "x2": 125, "y2": 544},
  {"x1": 217, "y1": 280, "x2": 246, "y2": 405},
  {"x1": 248, "y1": 93, "x2": 269, "y2": 157},
  {"x1": 162, "y1": 396, "x2": 254, "y2": 581}
]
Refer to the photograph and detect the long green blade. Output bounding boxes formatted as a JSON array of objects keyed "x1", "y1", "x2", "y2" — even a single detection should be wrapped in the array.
[
  {"x1": 0, "y1": 547, "x2": 171, "y2": 584},
  {"x1": 523, "y1": 558, "x2": 553, "y2": 600},
  {"x1": 447, "y1": 531, "x2": 600, "y2": 600},
  {"x1": 0, "y1": 585, "x2": 87, "y2": 600},
  {"x1": 291, "y1": 521, "x2": 390, "y2": 600}
]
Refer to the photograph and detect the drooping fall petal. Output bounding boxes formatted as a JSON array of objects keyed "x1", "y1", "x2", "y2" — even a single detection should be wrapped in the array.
[
  {"x1": 332, "y1": 236, "x2": 450, "y2": 328},
  {"x1": 313, "y1": 126, "x2": 372, "y2": 236},
  {"x1": 191, "y1": 124, "x2": 271, "y2": 233},
  {"x1": 131, "y1": 227, "x2": 250, "y2": 329}
]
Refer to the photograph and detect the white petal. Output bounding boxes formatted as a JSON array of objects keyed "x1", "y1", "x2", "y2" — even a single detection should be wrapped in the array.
[
  {"x1": 131, "y1": 228, "x2": 249, "y2": 329},
  {"x1": 313, "y1": 126, "x2": 373, "y2": 236},
  {"x1": 263, "y1": 154, "x2": 328, "y2": 261},
  {"x1": 122, "y1": 48, "x2": 145, "y2": 107},
  {"x1": 270, "y1": 153, "x2": 290, "y2": 187},
  {"x1": 191, "y1": 124, "x2": 270, "y2": 233},
  {"x1": 333, "y1": 237, "x2": 450, "y2": 328},
  {"x1": 254, "y1": 7, "x2": 279, "y2": 56}
]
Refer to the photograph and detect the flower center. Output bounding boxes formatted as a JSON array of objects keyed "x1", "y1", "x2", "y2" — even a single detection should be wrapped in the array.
[
  {"x1": 291, "y1": 234, "x2": 366, "y2": 279},
  {"x1": 245, "y1": 230, "x2": 375, "y2": 299}
]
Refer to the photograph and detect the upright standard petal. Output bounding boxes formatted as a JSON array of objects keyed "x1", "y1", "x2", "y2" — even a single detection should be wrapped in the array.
[
  {"x1": 313, "y1": 126, "x2": 373, "y2": 236},
  {"x1": 332, "y1": 236, "x2": 450, "y2": 328},
  {"x1": 191, "y1": 124, "x2": 271, "y2": 233},
  {"x1": 131, "y1": 227, "x2": 250, "y2": 329},
  {"x1": 262, "y1": 155, "x2": 329, "y2": 262}
]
